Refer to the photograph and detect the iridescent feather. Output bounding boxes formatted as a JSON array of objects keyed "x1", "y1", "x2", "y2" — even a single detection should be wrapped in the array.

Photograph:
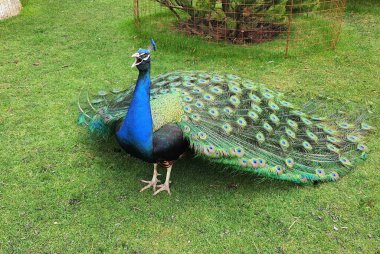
[{"x1": 79, "y1": 71, "x2": 373, "y2": 184}]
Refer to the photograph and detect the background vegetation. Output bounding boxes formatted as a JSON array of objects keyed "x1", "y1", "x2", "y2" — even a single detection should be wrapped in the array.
[
  {"x1": 154, "y1": 0, "x2": 320, "y2": 43},
  {"x1": 0, "y1": 0, "x2": 379, "y2": 253}
]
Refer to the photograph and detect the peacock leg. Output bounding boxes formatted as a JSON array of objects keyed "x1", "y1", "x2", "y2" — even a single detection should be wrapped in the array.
[
  {"x1": 153, "y1": 164, "x2": 172, "y2": 196},
  {"x1": 140, "y1": 163, "x2": 160, "y2": 192}
]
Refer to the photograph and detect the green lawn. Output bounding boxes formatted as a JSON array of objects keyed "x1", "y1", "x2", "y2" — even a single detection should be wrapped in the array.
[{"x1": 1, "y1": 0, "x2": 379, "y2": 253}]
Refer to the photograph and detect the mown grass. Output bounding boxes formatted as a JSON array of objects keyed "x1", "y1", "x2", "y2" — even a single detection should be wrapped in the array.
[{"x1": 0, "y1": 0, "x2": 379, "y2": 253}]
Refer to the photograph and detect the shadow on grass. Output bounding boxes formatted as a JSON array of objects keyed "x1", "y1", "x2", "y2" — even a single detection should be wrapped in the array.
[{"x1": 77, "y1": 131, "x2": 301, "y2": 200}]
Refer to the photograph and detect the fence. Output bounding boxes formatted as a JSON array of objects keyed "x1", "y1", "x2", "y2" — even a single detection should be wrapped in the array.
[{"x1": 133, "y1": 0, "x2": 346, "y2": 57}]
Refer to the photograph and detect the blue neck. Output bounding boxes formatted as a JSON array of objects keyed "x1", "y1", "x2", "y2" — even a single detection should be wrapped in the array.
[{"x1": 116, "y1": 69, "x2": 153, "y2": 160}]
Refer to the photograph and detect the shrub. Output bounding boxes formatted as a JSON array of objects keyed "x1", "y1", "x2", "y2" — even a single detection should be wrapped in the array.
[{"x1": 155, "y1": 0, "x2": 319, "y2": 43}]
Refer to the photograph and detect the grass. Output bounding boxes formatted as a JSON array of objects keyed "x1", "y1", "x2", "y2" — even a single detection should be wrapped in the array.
[{"x1": 0, "y1": 0, "x2": 379, "y2": 253}]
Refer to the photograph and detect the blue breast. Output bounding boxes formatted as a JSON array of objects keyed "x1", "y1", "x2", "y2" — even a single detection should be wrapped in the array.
[{"x1": 116, "y1": 70, "x2": 154, "y2": 162}]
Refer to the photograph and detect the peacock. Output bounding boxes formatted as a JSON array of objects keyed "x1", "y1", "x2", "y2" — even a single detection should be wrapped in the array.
[{"x1": 78, "y1": 40, "x2": 373, "y2": 195}]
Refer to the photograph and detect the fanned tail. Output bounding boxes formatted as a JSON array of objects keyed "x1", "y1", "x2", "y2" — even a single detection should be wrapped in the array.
[
  {"x1": 76, "y1": 70, "x2": 374, "y2": 184},
  {"x1": 145, "y1": 71, "x2": 374, "y2": 184}
]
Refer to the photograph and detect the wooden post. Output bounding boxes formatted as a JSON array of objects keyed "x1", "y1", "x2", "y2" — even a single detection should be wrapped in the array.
[
  {"x1": 134, "y1": 0, "x2": 140, "y2": 25},
  {"x1": 285, "y1": 0, "x2": 293, "y2": 58},
  {"x1": 330, "y1": 0, "x2": 346, "y2": 49}
]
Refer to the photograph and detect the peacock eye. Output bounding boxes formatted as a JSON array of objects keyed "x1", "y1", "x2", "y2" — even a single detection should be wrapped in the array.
[{"x1": 140, "y1": 53, "x2": 149, "y2": 60}]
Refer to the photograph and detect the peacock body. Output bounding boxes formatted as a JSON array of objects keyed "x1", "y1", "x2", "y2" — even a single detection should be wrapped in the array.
[{"x1": 78, "y1": 45, "x2": 373, "y2": 194}]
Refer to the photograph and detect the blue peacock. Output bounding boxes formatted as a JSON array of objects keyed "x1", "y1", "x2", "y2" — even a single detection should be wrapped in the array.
[{"x1": 78, "y1": 40, "x2": 373, "y2": 195}]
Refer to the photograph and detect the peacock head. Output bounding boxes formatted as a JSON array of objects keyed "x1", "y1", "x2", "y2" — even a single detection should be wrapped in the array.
[
  {"x1": 131, "y1": 48, "x2": 151, "y2": 72},
  {"x1": 131, "y1": 39, "x2": 156, "y2": 72}
]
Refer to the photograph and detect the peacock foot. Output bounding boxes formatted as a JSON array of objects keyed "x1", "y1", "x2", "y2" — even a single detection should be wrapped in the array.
[
  {"x1": 140, "y1": 177, "x2": 161, "y2": 192},
  {"x1": 153, "y1": 183, "x2": 171, "y2": 196},
  {"x1": 151, "y1": 163, "x2": 173, "y2": 196},
  {"x1": 140, "y1": 163, "x2": 160, "y2": 192}
]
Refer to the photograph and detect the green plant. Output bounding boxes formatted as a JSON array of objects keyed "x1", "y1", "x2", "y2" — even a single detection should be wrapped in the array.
[
  {"x1": 155, "y1": 0, "x2": 290, "y2": 43},
  {"x1": 288, "y1": 0, "x2": 320, "y2": 13}
]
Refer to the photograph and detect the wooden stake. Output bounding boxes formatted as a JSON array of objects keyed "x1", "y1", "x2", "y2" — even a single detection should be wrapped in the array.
[
  {"x1": 285, "y1": 0, "x2": 293, "y2": 58},
  {"x1": 133, "y1": 0, "x2": 140, "y2": 25}
]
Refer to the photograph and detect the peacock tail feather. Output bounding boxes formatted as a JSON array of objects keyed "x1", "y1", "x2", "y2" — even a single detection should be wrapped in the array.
[
  {"x1": 78, "y1": 71, "x2": 374, "y2": 184},
  {"x1": 78, "y1": 88, "x2": 133, "y2": 138}
]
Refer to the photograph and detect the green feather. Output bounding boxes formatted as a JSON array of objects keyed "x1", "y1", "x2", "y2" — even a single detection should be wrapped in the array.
[{"x1": 79, "y1": 71, "x2": 372, "y2": 185}]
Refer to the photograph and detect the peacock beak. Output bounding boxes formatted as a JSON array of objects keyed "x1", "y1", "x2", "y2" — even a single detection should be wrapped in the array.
[
  {"x1": 131, "y1": 53, "x2": 142, "y2": 68},
  {"x1": 131, "y1": 53, "x2": 150, "y2": 68}
]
